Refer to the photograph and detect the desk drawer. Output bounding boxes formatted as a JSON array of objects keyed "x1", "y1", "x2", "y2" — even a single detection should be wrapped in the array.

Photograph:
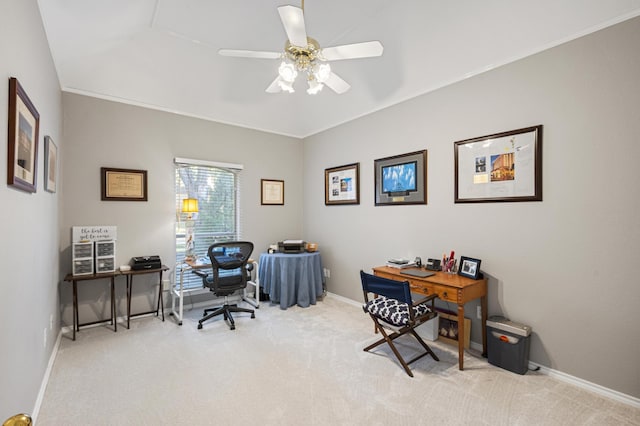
[{"x1": 410, "y1": 283, "x2": 457, "y2": 303}]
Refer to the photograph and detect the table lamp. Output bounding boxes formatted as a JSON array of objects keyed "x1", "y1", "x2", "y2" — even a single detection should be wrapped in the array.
[{"x1": 182, "y1": 198, "x2": 199, "y2": 260}]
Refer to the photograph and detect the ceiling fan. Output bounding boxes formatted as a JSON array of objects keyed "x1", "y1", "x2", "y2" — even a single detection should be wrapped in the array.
[{"x1": 218, "y1": 1, "x2": 384, "y2": 95}]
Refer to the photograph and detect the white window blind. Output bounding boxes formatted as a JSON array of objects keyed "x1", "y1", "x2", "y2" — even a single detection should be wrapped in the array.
[{"x1": 175, "y1": 158, "x2": 243, "y2": 289}]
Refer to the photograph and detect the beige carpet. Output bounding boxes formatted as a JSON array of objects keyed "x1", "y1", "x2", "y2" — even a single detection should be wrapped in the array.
[{"x1": 36, "y1": 295, "x2": 639, "y2": 425}]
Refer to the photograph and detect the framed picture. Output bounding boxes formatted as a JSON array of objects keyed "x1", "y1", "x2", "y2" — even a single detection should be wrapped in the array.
[
  {"x1": 437, "y1": 311, "x2": 471, "y2": 349},
  {"x1": 374, "y1": 150, "x2": 427, "y2": 206},
  {"x1": 7, "y1": 77, "x2": 40, "y2": 193},
  {"x1": 325, "y1": 162, "x2": 360, "y2": 205},
  {"x1": 454, "y1": 125, "x2": 542, "y2": 203},
  {"x1": 261, "y1": 179, "x2": 284, "y2": 205},
  {"x1": 101, "y1": 167, "x2": 148, "y2": 201},
  {"x1": 44, "y1": 136, "x2": 57, "y2": 193},
  {"x1": 458, "y1": 256, "x2": 482, "y2": 280}
]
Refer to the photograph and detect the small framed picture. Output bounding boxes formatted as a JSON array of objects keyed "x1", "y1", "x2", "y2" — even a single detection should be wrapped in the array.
[
  {"x1": 261, "y1": 179, "x2": 284, "y2": 205},
  {"x1": 458, "y1": 256, "x2": 482, "y2": 280},
  {"x1": 44, "y1": 136, "x2": 58, "y2": 193},
  {"x1": 325, "y1": 162, "x2": 359, "y2": 205}
]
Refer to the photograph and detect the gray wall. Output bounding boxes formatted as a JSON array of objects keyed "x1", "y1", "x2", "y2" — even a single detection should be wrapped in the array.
[
  {"x1": 303, "y1": 17, "x2": 640, "y2": 398},
  {"x1": 0, "y1": 0, "x2": 62, "y2": 419},
  {"x1": 60, "y1": 93, "x2": 302, "y2": 328}
]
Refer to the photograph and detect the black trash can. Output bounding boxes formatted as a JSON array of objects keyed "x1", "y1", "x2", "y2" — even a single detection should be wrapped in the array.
[{"x1": 486, "y1": 316, "x2": 532, "y2": 375}]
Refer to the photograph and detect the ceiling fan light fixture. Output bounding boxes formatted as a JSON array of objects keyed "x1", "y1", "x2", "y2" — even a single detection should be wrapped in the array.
[
  {"x1": 306, "y1": 79, "x2": 323, "y2": 95},
  {"x1": 278, "y1": 79, "x2": 295, "y2": 93},
  {"x1": 314, "y1": 63, "x2": 331, "y2": 83},
  {"x1": 278, "y1": 61, "x2": 298, "y2": 82}
]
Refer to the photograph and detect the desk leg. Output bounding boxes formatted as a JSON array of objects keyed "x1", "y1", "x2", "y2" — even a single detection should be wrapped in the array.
[
  {"x1": 72, "y1": 281, "x2": 78, "y2": 341},
  {"x1": 481, "y1": 295, "x2": 488, "y2": 357},
  {"x1": 111, "y1": 276, "x2": 117, "y2": 332},
  {"x1": 127, "y1": 275, "x2": 132, "y2": 329},
  {"x1": 457, "y1": 305, "x2": 465, "y2": 370},
  {"x1": 157, "y1": 270, "x2": 165, "y2": 321}
]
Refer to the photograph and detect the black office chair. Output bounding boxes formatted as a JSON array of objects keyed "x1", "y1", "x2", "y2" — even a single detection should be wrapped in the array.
[
  {"x1": 194, "y1": 241, "x2": 256, "y2": 330},
  {"x1": 360, "y1": 270, "x2": 440, "y2": 377}
]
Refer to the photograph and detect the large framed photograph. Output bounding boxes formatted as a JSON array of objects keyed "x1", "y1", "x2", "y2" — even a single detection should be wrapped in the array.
[
  {"x1": 454, "y1": 125, "x2": 542, "y2": 203},
  {"x1": 44, "y1": 136, "x2": 57, "y2": 193},
  {"x1": 325, "y1": 162, "x2": 360, "y2": 205},
  {"x1": 101, "y1": 167, "x2": 148, "y2": 201},
  {"x1": 261, "y1": 179, "x2": 284, "y2": 205},
  {"x1": 374, "y1": 150, "x2": 427, "y2": 206},
  {"x1": 7, "y1": 77, "x2": 40, "y2": 193},
  {"x1": 458, "y1": 256, "x2": 482, "y2": 280}
]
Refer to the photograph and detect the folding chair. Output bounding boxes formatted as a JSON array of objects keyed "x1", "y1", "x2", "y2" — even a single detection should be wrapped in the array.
[{"x1": 360, "y1": 270, "x2": 439, "y2": 377}]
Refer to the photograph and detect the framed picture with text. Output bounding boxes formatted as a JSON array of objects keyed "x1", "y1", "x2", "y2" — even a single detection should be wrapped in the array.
[
  {"x1": 101, "y1": 167, "x2": 148, "y2": 201},
  {"x1": 454, "y1": 125, "x2": 542, "y2": 203},
  {"x1": 261, "y1": 179, "x2": 284, "y2": 205},
  {"x1": 325, "y1": 162, "x2": 360, "y2": 205}
]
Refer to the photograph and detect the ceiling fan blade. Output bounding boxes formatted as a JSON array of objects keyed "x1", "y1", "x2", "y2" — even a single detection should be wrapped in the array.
[
  {"x1": 266, "y1": 76, "x2": 283, "y2": 93},
  {"x1": 219, "y1": 49, "x2": 281, "y2": 59},
  {"x1": 324, "y1": 72, "x2": 351, "y2": 94},
  {"x1": 278, "y1": 5, "x2": 307, "y2": 47},
  {"x1": 321, "y1": 41, "x2": 384, "y2": 61}
]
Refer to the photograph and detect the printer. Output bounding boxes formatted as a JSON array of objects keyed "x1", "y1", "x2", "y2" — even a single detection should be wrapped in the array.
[
  {"x1": 130, "y1": 255, "x2": 162, "y2": 270},
  {"x1": 277, "y1": 240, "x2": 306, "y2": 254}
]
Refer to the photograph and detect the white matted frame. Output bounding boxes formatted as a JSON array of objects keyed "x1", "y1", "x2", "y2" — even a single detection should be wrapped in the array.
[
  {"x1": 454, "y1": 125, "x2": 542, "y2": 203},
  {"x1": 325, "y1": 162, "x2": 360, "y2": 205},
  {"x1": 44, "y1": 136, "x2": 57, "y2": 193},
  {"x1": 261, "y1": 179, "x2": 284, "y2": 205}
]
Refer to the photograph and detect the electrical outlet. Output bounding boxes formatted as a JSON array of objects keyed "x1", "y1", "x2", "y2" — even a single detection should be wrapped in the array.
[
  {"x1": 43, "y1": 328, "x2": 47, "y2": 348},
  {"x1": 323, "y1": 268, "x2": 330, "y2": 278},
  {"x1": 162, "y1": 279, "x2": 171, "y2": 291},
  {"x1": 477, "y1": 306, "x2": 482, "y2": 319}
]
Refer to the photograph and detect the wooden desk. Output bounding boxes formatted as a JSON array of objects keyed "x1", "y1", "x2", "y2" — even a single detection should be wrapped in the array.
[
  {"x1": 120, "y1": 265, "x2": 169, "y2": 329},
  {"x1": 64, "y1": 271, "x2": 117, "y2": 341},
  {"x1": 372, "y1": 266, "x2": 488, "y2": 370}
]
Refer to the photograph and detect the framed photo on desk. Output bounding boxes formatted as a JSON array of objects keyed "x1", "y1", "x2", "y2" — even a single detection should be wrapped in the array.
[{"x1": 458, "y1": 256, "x2": 481, "y2": 280}]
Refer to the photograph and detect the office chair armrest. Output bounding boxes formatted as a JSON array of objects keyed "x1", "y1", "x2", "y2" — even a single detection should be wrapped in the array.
[{"x1": 411, "y1": 293, "x2": 438, "y2": 307}]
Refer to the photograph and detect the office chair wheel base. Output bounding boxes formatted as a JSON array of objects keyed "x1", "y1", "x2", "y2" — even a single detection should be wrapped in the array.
[{"x1": 197, "y1": 323, "x2": 203, "y2": 330}]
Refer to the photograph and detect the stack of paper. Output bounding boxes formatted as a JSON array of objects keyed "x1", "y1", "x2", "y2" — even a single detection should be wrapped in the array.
[{"x1": 386, "y1": 259, "x2": 416, "y2": 269}]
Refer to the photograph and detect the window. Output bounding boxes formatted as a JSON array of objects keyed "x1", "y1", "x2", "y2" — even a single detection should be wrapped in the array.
[{"x1": 175, "y1": 158, "x2": 243, "y2": 289}]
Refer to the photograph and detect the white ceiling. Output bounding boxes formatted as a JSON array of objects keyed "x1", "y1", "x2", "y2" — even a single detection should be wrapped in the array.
[{"x1": 38, "y1": 0, "x2": 640, "y2": 138}]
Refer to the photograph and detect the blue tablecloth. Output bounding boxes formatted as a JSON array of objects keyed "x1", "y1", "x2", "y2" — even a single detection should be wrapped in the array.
[{"x1": 258, "y1": 252, "x2": 324, "y2": 309}]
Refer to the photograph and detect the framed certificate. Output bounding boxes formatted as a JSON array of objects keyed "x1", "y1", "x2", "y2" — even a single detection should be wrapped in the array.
[
  {"x1": 261, "y1": 179, "x2": 284, "y2": 205},
  {"x1": 101, "y1": 167, "x2": 148, "y2": 201}
]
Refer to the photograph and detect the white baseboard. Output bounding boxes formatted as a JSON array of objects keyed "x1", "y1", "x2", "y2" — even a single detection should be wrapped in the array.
[
  {"x1": 326, "y1": 292, "x2": 640, "y2": 409},
  {"x1": 31, "y1": 328, "x2": 62, "y2": 423}
]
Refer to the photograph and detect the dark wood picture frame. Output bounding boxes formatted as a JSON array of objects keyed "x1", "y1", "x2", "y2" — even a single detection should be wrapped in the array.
[
  {"x1": 261, "y1": 179, "x2": 284, "y2": 205},
  {"x1": 374, "y1": 150, "x2": 427, "y2": 206},
  {"x1": 454, "y1": 125, "x2": 542, "y2": 203},
  {"x1": 101, "y1": 167, "x2": 148, "y2": 201},
  {"x1": 7, "y1": 77, "x2": 40, "y2": 193},
  {"x1": 458, "y1": 256, "x2": 482, "y2": 280},
  {"x1": 325, "y1": 162, "x2": 360, "y2": 205}
]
